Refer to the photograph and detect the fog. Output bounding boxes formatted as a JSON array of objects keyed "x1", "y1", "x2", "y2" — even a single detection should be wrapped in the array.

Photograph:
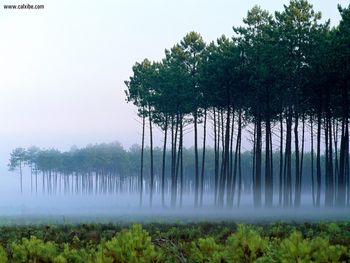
[
  {"x1": 0, "y1": 1, "x2": 349, "y2": 223},
  {"x1": 0, "y1": 169, "x2": 349, "y2": 225}
]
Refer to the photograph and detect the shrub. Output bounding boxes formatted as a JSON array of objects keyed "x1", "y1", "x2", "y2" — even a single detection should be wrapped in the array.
[
  {"x1": 272, "y1": 231, "x2": 348, "y2": 263},
  {"x1": 53, "y1": 244, "x2": 91, "y2": 263},
  {"x1": 95, "y1": 224, "x2": 160, "y2": 263},
  {"x1": 0, "y1": 245, "x2": 8, "y2": 263},
  {"x1": 11, "y1": 236, "x2": 59, "y2": 262},
  {"x1": 224, "y1": 224, "x2": 267, "y2": 263},
  {"x1": 190, "y1": 237, "x2": 224, "y2": 263}
]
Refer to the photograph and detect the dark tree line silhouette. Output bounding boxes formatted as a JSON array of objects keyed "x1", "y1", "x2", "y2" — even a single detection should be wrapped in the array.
[{"x1": 124, "y1": 1, "x2": 350, "y2": 208}]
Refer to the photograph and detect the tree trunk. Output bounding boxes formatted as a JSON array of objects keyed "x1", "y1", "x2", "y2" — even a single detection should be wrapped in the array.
[
  {"x1": 200, "y1": 109, "x2": 207, "y2": 207},
  {"x1": 214, "y1": 108, "x2": 219, "y2": 206},
  {"x1": 316, "y1": 110, "x2": 322, "y2": 207},
  {"x1": 139, "y1": 111, "x2": 145, "y2": 208},
  {"x1": 194, "y1": 111, "x2": 199, "y2": 208},
  {"x1": 265, "y1": 85, "x2": 273, "y2": 207},
  {"x1": 149, "y1": 105, "x2": 154, "y2": 208},
  {"x1": 298, "y1": 113, "x2": 305, "y2": 207},
  {"x1": 179, "y1": 119, "x2": 184, "y2": 208},
  {"x1": 311, "y1": 116, "x2": 315, "y2": 206},
  {"x1": 325, "y1": 113, "x2": 334, "y2": 207},
  {"x1": 254, "y1": 115, "x2": 262, "y2": 208},
  {"x1": 284, "y1": 108, "x2": 292, "y2": 207},
  {"x1": 171, "y1": 114, "x2": 179, "y2": 208},
  {"x1": 161, "y1": 114, "x2": 168, "y2": 208},
  {"x1": 252, "y1": 122, "x2": 256, "y2": 206},
  {"x1": 279, "y1": 114, "x2": 284, "y2": 207},
  {"x1": 294, "y1": 111, "x2": 301, "y2": 207},
  {"x1": 227, "y1": 108, "x2": 235, "y2": 207},
  {"x1": 237, "y1": 110, "x2": 242, "y2": 207},
  {"x1": 265, "y1": 117, "x2": 272, "y2": 207}
]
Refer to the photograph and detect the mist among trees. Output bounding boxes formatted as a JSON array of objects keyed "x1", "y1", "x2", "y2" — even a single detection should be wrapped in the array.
[
  {"x1": 9, "y1": 1, "x2": 350, "y2": 210},
  {"x1": 124, "y1": 1, "x2": 350, "y2": 208}
]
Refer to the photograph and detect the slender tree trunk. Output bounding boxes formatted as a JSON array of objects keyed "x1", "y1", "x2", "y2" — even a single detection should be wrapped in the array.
[
  {"x1": 161, "y1": 114, "x2": 168, "y2": 208},
  {"x1": 311, "y1": 116, "x2": 315, "y2": 206},
  {"x1": 284, "y1": 108, "x2": 292, "y2": 207},
  {"x1": 252, "y1": 122, "x2": 256, "y2": 206},
  {"x1": 279, "y1": 113, "x2": 283, "y2": 207},
  {"x1": 179, "y1": 119, "x2": 184, "y2": 208},
  {"x1": 149, "y1": 105, "x2": 154, "y2": 208},
  {"x1": 214, "y1": 109, "x2": 219, "y2": 206},
  {"x1": 218, "y1": 101, "x2": 231, "y2": 208},
  {"x1": 346, "y1": 123, "x2": 349, "y2": 206},
  {"x1": 254, "y1": 115, "x2": 262, "y2": 208},
  {"x1": 200, "y1": 109, "x2": 207, "y2": 207},
  {"x1": 219, "y1": 110, "x2": 225, "y2": 206},
  {"x1": 298, "y1": 113, "x2": 305, "y2": 207},
  {"x1": 175, "y1": 119, "x2": 182, "y2": 206},
  {"x1": 270, "y1": 123, "x2": 273, "y2": 205},
  {"x1": 194, "y1": 111, "x2": 199, "y2": 208},
  {"x1": 325, "y1": 113, "x2": 334, "y2": 207},
  {"x1": 294, "y1": 111, "x2": 301, "y2": 207},
  {"x1": 265, "y1": 117, "x2": 272, "y2": 207},
  {"x1": 237, "y1": 110, "x2": 242, "y2": 207},
  {"x1": 230, "y1": 111, "x2": 240, "y2": 207},
  {"x1": 140, "y1": 111, "x2": 145, "y2": 208},
  {"x1": 223, "y1": 106, "x2": 230, "y2": 208},
  {"x1": 227, "y1": 108, "x2": 235, "y2": 207},
  {"x1": 171, "y1": 114, "x2": 179, "y2": 208},
  {"x1": 265, "y1": 86, "x2": 273, "y2": 207},
  {"x1": 316, "y1": 110, "x2": 322, "y2": 207},
  {"x1": 333, "y1": 119, "x2": 339, "y2": 196}
]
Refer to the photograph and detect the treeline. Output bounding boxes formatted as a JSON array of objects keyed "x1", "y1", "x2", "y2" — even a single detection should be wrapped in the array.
[
  {"x1": 124, "y1": 0, "x2": 350, "y2": 208},
  {"x1": 8, "y1": 143, "x2": 139, "y2": 196},
  {"x1": 9, "y1": 143, "x2": 327, "y2": 202}
]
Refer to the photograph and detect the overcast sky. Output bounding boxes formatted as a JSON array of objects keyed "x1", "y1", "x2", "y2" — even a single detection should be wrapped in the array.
[{"x1": 0, "y1": 0, "x2": 348, "y2": 169}]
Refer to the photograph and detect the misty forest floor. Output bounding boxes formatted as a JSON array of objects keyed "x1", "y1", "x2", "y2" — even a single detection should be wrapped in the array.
[{"x1": 0, "y1": 220, "x2": 349, "y2": 262}]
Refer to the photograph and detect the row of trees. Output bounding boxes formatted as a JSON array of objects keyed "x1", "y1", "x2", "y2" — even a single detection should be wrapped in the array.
[
  {"x1": 9, "y1": 143, "x2": 325, "y2": 203},
  {"x1": 124, "y1": 0, "x2": 350, "y2": 208},
  {"x1": 9, "y1": 143, "x2": 139, "y2": 196}
]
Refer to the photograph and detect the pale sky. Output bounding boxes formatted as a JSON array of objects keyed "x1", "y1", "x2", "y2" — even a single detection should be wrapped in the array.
[{"x1": 0, "y1": 0, "x2": 348, "y2": 169}]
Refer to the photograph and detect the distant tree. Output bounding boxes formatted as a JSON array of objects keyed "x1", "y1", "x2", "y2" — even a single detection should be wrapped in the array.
[{"x1": 8, "y1": 147, "x2": 27, "y2": 194}]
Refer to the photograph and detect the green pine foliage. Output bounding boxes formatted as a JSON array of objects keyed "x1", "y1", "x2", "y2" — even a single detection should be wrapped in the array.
[
  {"x1": 224, "y1": 225, "x2": 268, "y2": 263},
  {"x1": 11, "y1": 236, "x2": 59, "y2": 262},
  {"x1": 53, "y1": 244, "x2": 92, "y2": 263},
  {"x1": 0, "y1": 222, "x2": 349, "y2": 262},
  {"x1": 190, "y1": 237, "x2": 224, "y2": 263},
  {"x1": 0, "y1": 245, "x2": 8, "y2": 263},
  {"x1": 267, "y1": 231, "x2": 348, "y2": 263},
  {"x1": 95, "y1": 224, "x2": 160, "y2": 263}
]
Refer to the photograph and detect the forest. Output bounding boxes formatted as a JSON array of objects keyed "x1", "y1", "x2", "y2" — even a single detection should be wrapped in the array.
[
  {"x1": 3, "y1": 1, "x2": 350, "y2": 262},
  {"x1": 9, "y1": 1, "x2": 350, "y2": 210},
  {"x1": 8, "y1": 143, "x2": 332, "y2": 206},
  {"x1": 123, "y1": 0, "x2": 350, "y2": 209}
]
